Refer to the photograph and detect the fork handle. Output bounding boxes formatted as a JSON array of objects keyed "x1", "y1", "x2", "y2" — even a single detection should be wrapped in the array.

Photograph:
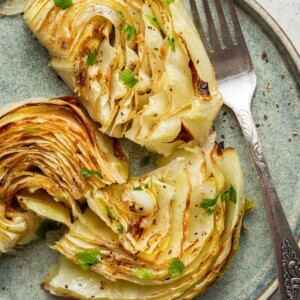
[{"x1": 235, "y1": 108, "x2": 300, "y2": 300}]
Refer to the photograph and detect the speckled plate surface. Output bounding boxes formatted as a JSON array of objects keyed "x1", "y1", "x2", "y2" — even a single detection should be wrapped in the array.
[{"x1": 0, "y1": 0, "x2": 299, "y2": 299}]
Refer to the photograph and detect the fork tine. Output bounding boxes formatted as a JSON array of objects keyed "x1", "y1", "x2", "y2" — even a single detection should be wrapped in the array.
[
  {"x1": 214, "y1": 0, "x2": 233, "y2": 47},
  {"x1": 226, "y1": 0, "x2": 246, "y2": 45},
  {"x1": 189, "y1": 0, "x2": 209, "y2": 50},
  {"x1": 202, "y1": 0, "x2": 221, "y2": 50}
]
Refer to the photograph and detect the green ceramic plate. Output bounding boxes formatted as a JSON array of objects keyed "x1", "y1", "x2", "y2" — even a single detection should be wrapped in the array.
[{"x1": 0, "y1": 0, "x2": 299, "y2": 299}]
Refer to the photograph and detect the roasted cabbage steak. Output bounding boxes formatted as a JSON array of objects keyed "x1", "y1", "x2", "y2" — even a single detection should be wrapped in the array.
[
  {"x1": 0, "y1": 96, "x2": 129, "y2": 253},
  {"x1": 43, "y1": 134, "x2": 252, "y2": 299},
  {"x1": 24, "y1": 0, "x2": 223, "y2": 155}
]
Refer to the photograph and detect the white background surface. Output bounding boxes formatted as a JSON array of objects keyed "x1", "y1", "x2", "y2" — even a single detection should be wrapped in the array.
[{"x1": 257, "y1": 0, "x2": 300, "y2": 52}]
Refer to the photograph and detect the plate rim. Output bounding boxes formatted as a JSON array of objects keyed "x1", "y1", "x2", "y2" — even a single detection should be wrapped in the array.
[{"x1": 238, "y1": 0, "x2": 299, "y2": 75}]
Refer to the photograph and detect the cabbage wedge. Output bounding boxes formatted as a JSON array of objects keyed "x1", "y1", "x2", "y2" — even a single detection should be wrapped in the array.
[
  {"x1": 24, "y1": 0, "x2": 222, "y2": 155},
  {"x1": 0, "y1": 96, "x2": 129, "y2": 253},
  {"x1": 46, "y1": 134, "x2": 251, "y2": 299}
]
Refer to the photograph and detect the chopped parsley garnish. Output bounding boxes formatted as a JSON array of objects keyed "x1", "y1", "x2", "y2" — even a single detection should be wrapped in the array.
[
  {"x1": 222, "y1": 186, "x2": 237, "y2": 204},
  {"x1": 106, "y1": 206, "x2": 116, "y2": 220},
  {"x1": 146, "y1": 15, "x2": 160, "y2": 30},
  {"x1": 53, "y1": 0, "x2": 73, "y2": 10},
  {"x1": 36, "y1": 220, "x2": 59, "y2": 239},
  {"x1": 118, "y1": 11, "x2": 136, "y2": 40},
  {"x1": 75, "y1": 249, "x2": 101, "y2": 270},
  {"x1": 117, "y1": 11, "x2": 126, "y2": 20},
  {"x1": 24, "y1": 127, "x2": 40, "y2": 131},
  {"x1": 166, "y1": 0, "x2": 175, "y2": 4},
  {"x1": 121, "y1": 24, "x2": 137, "y2": 41},
  {"x1": 139, "y1": 156, "x2": 151, "y2": 168},
  {"x1": 117, "y1": 224, "x2": 124, "y2": 233},
  {"x1": 168, "y1": 258, "x2": 185, "y2": 276},
  {"x1": 168, "y1": 37, "x2": 176, "y2": 52},
  {"x1": 200, "y1": 193, "x2": 219, "y2": 215},
  {"x1": 136, "y1": 268, "x2": 154, "y2": 280},
  {"x1": 144, "y1": 177, "x2": 153, "y2": 189},
  {"x1": 134, "y1": 186, "x2": 143, "y2": 191},
  {"x1": 80, "y1": 168, "x2": 103, "y2": 180},
  {"x1": 87, "y1": 50, "x2": 97, "y2": 65},
  {"x1": 119, "y1": 70, "x2": 139, "y2": 88}
]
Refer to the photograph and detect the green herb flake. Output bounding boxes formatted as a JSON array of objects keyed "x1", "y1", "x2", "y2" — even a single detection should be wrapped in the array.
[
  {"x1": 24, "y1": 127, "x2": 40, "y2": 131},
  {"x1": 146, "y1": 15, "x2": 160, "y2": 30},
  {"x1": 119, "y1": 70, "x2": 139, "y2": 88},
  {"x1": 144, "y1": 177, "x2": 153, "y2": 189},
  {"x1": 96, "y1": 170, "x2": 103, "y2": 179},
  {"x1": 106, "y1": 206, "x2": 116, "y2": 220},
  {"x1": 204, "y1": 207, "x2": 214, "y2": 215},
  {"x1": 166, "y1": 0, "x2": 175, "y2": 4},
  {"x1": 53, "y1": 0, "x2": 73, "y2": 10},
  {"x1": 168, "y1": 258, "x2": 185, "y2": 276},
  {"x1": 75, "y1": 248, "x2": 101, "y2": 270},
  {"x1": 139, "y1": 156, "x2": 151, "y2": 168},
  {"x1": 222, "y1": 186, "x2": 237, "y2": 204},
  {"x1": 200, "y1": 193, "x2": 219, "y2": 215},
  {"x1": 80, "y1": 168, "x2": 103, "y2": 180},
  {"x1": 136, "y1": 268, "x2": 154, "y2": 280},
  {"x1": 134, "y1": 186, "x2": 143, "y2": 191},
  {"x1": 87, "y1": 50, "x2": 97, "y2": 66},
  {"x1": 117, "y1": 224, "x2": 124, "y2": 233},
  {"x1": 121, "y1": 24, "x2": 137, "y2": 41},
  {"x1": 168, "y1": 37, "x2": 176, "y2": 52},
  {"x1": 117, "y1": 11, "x2": 126, "y2": 20},
  {"x1": 36, "y1": 220, "x2": 59, "y2": 239}
]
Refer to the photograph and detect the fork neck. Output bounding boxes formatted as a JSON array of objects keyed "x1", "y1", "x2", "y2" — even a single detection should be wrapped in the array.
[
  {"x1": 218, "y1": 71, "x2": 257, "y2": 113},
  {"x1": 217, "y1": 71, "x2": 261, "y2": 172}
]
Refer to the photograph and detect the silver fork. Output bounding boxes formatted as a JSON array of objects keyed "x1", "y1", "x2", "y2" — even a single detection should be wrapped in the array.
[{"x1": 189, "y1": 0, "x2": 300, "y2": 299}]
